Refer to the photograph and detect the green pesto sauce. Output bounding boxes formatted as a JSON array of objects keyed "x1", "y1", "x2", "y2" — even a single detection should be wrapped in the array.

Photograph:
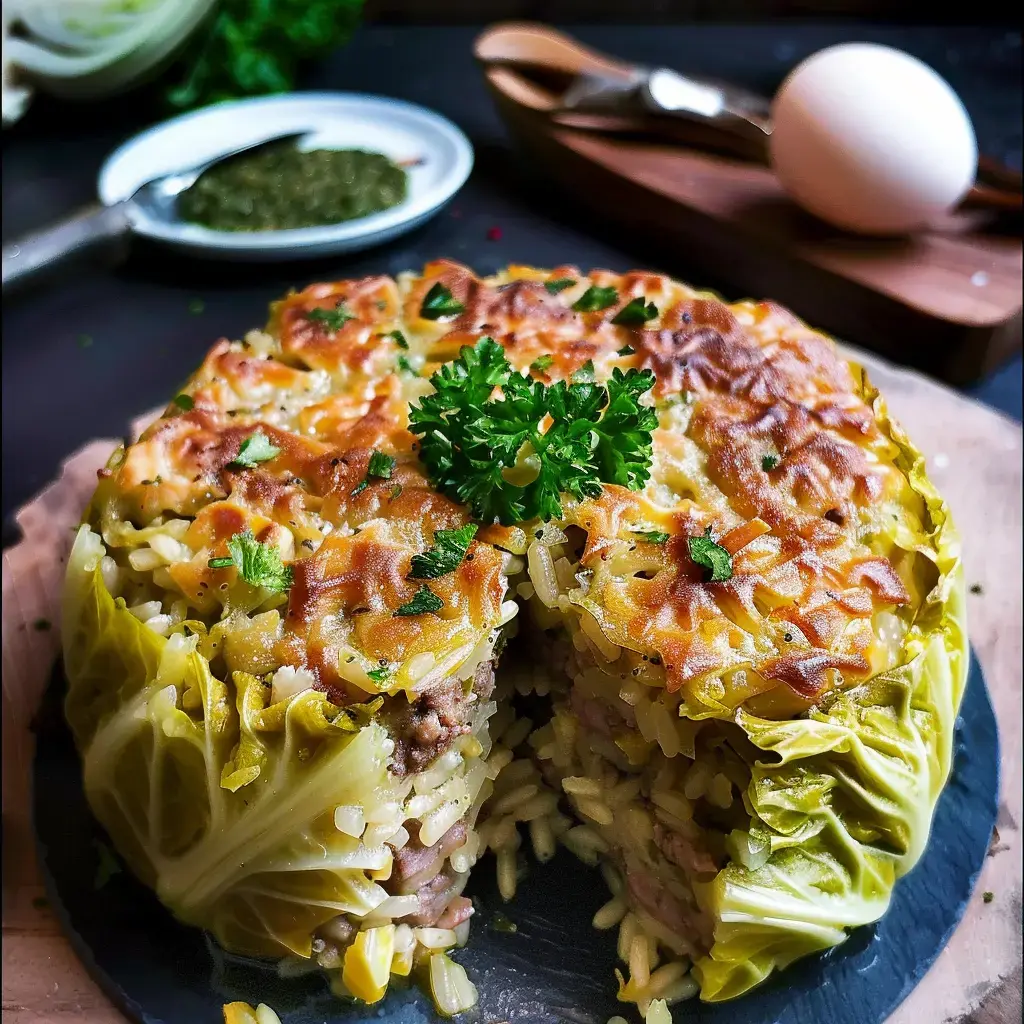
[{"x1": 178, "y1": 144, "x2": 408, "y2": 232}]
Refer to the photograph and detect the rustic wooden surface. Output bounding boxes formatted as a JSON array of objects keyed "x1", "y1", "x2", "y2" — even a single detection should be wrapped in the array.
[
  {"x1": 475, "y1": 24, "x2": 1024, "y2": 385},
  {"x1": 2, "y1": 352, "x2": 1021, "y2": 1024}
]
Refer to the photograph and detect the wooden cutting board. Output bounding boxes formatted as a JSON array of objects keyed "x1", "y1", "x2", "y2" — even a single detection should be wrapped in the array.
[
  {"x1": 475, "y1": 25, "x2": 1023, "y2": 387},
  {"x1": 1, "y1": 348, "x2": 1021, "y2": 1023}
]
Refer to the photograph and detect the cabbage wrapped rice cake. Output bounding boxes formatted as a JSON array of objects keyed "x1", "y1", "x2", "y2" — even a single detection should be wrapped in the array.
[{"x1": 62, "y1": 260, "x2": 966, "y2": 1018}]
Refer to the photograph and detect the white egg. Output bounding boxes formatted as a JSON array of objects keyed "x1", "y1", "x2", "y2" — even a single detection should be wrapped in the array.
[{"x1": 769, "y1": 43, "x2": 978, "y2": 235}]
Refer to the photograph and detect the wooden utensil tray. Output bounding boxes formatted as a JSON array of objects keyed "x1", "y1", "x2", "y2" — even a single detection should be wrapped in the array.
[{"x1": 475, "y1": 23, "x2": 1023, "y2": 385}]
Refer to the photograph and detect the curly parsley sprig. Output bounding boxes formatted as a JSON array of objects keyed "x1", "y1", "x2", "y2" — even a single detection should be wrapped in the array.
[{"x1": 408, "y1": 338, "x2": 657, "y2": 526}]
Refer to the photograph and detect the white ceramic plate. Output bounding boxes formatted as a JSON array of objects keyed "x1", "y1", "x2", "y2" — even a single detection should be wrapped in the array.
[{"x1": 98, "y1": 93, "x2": 474, "y2": 261}]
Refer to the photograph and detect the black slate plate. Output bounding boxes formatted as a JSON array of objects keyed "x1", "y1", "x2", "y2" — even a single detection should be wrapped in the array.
[{"x1": 33, "y1": 652, "x2": 998, "y2": 1024}]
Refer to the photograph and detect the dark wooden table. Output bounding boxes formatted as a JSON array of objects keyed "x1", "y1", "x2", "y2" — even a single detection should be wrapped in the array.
[{"x1": 2, "y1": 24, "x2": 1021, "y2": 535}]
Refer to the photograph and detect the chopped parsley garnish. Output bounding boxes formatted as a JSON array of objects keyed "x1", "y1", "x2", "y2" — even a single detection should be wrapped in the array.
[
  {"x1": 351, "y1": 450, "x2": 396, "y2": 496},
  {"x1": 544, "y1": 278, "x2": 576, "y2": 294},
  {"x1": 420, "y1": 282, "x2": 465, "y2": 320},
  {"x1": 982, "y1": 891, "x2": 994, "y2": 903},
  {"x1": 408, "y1": 337, "x2": 657, "y2": 526},
  {"x1": 306, "y1": 301, "x2": 356, "y2": 331},
  {"x1": 229, "y1": 430, "x2": 280, "y2": 468},
  {"x1": 173, "y1": 394, "x2": 194, "y2": 412},
  {"x1": 386, "y1": 329, "x2": 409, "y2": 350},
  {"x1": 389, "y1": 484, "x2": 404, "y2": 501},
  {"x1": 572, "y1": 285, "x2": 618, "y2": 313},
  {"x1": 633, "y1": 530, "x2": 669, "y2": 544},
  {"x1": 969, "y1": 583, "x2": 984, "y2": 595},
  {"x1": 409, "y1": 524, "x2": 478, "y2": 580},
  {"x1": 761, "y1": 454, "x2": 779, "y2": 472},
  {"x1": 394, "y1": 585, "x2": 444, "y2": 617},
  {"x1": 688, "y1": 527, "x2": 733, "y2": 582},
  {"x1": 367, "y1": 666, "x2": 391, "y2": 683},
  {"x1": 571, "y1": 360, "x2": 596, "y2": 383},
  {"x1": 611, "y1": 297, "x2": 659, "y2": 326},
  {"x1": 396, "y1": 355, "x2": 418, "y2": 376},
  {"x1": 617, "y1": 345, "x2": 636, "y2": 356},
  {"x1": 207, "y1": 530, "x2": 293, "y2": 593},
  {"x1": 530, "y1": 354, "x2": 555, "y2": 373}
]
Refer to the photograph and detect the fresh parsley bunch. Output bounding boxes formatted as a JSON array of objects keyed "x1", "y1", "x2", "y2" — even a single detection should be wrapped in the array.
[
  {"x1": 409, "y1": 338, "x2": 657, "y2": 526},
  {"x1": 165, "y1": 0, "x2": 364, "y2": 111}
]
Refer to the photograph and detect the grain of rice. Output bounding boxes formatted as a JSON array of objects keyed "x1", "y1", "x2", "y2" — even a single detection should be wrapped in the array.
[
  {"x1": 128, "y1": 548, "x2": 165, "y2": 572},
  {"x1": 365, "y1": 894, "x2": 420, "y2": 920},
  {"x1": 99, "y1": 554, "x2": 120, "y2": 593},
  {"x1": 449, "y1": 831, "x2": 480, "y2": 875},
  {"x1": 362, "y1": 821, "x2": 404, "y2": 848},
  {"x1": 549, "y1": 813, "x2": 574, "y2": 837},
  {"x1": 630, "y1": 933, "x2": 652, "y2": 989},
  {"x1": 534, "y1": 742, "x2": 558, "y2": 761},
  {"x1": 592, "y1": 896, "x2": 627, "y2": 930},
  {"x1": 129, "y1": 600, "x2": 163, "y2": 622},
  {"x1": 484, "y1": 746, "x2": 514, "y2": 780},
  {"x1": 413, "y1": 749, "x2": 464, "y2": 793},
  {"x1": 645, "y1": 960, "x2": 688, "y2": 998},
  {"x1": 491, "y1": 783, "x2": 539, "y2": 816},
  {"x1": 623, "y1": 805, "x2": 654, "y2": 844},
  {"x1": 617, "y1": 912, "x2": 639, "y2": 963},
  {"x1": 333, "y1": 805, "x2": 366, "y2": 838},
  {"x1": 609, "y1": 776, "x2": 643, "y2": 805},
  {"x1": 562, "y1": 824, "x2": 608, "y2": 860},
  {"x1": 496, "y1": 847, "x2": 518, "y2": 901},
  {"x1": 394, "y1": 923, "x2": 415, "y2": 954},
  {"x1": 561, "y1": 776, "x2": 603, "y2": 797},
  {"x1": 683, "y1": 762, "x2": 710, "y2": 800},
  {"x1": 600, "y1": 861, "x2": 623, "y2": 896},
  {"x1": 513, "y1": 792, "x2": 559, "y2": 822},
  {"x1": 528, "y1": 816, "x2": 556, "y2": 863},
  {"x1": 454, "y1": 918, "x2": 472, "y2": 947},
  {"x1": 501, "y1": 717, "x2": 534, "y2": 751},
  {"x1": 645, "y1": 999, "x2": 673, "y2": 1024},
  {"x1": 608, "y1": 1018, "x2": 630, "y2": 1024},
  {"x1": 575, "y1": 797, "x2": 614, "y2": 826},
  {"x1": 647, "y1": 932, "x2": 660, "y2": 972},
  {"x1": 650, "y1": 790, "x2": 694, "y2": 822},
  {"x1": 708, "y1": 772, "x2": 733, "y2": 808},
  {"x1": 364, "y1": 799, "x2": 404, "y2": 825},
  {"x1": 414, "y1": 927, "x2": 458, "y2": 950},
  {"x1": 420, "y1": 795, "x2": 470, "y2": 847},
  {"x1": 660, "y1": 974, "x2": 699, "y2": 1003}
]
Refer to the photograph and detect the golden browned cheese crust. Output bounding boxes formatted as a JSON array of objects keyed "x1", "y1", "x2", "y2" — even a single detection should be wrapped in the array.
[{"x1": 90, "y1": 259, "x2": 919, "y2": 715}]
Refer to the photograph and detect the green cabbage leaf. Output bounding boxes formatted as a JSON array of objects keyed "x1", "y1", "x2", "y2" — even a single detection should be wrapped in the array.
[
  {"x1": 63, "y1": 525, "x2": 401, "y2": 958},
  {"x1": 693, "y1": 382, "x2": 969, "y2": 1001}
]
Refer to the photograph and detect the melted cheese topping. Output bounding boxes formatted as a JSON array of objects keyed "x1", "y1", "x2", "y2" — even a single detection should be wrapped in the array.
[{"x1": 91, "y1": 260, "x2": 926, "y2": 716}]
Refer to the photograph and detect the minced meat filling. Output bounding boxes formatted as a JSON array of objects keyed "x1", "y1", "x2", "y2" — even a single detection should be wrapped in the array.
[{"x1": 386, "y1": 661, "x2": 496, "y2": 775}]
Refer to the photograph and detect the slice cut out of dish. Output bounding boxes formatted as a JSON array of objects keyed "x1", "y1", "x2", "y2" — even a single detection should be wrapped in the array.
[{"x1": 98, "y1": 93, "x2": 474, "y2": 261}]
